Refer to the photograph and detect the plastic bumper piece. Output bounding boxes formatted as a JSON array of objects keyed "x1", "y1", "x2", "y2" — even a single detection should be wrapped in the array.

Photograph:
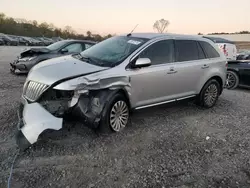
[{"x1": 16, "y1": 102, "x2": 63, "y2": 150}]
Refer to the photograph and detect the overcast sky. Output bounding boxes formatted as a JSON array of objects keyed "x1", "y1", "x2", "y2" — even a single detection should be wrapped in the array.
[{"x1": 1, "y1": 0, "x2": 250, "y2": 35}]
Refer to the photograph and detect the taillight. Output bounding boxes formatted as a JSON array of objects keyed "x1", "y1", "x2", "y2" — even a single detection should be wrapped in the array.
[{"x1": 225, "y1": 62, "x2": 228, "y2": 68}]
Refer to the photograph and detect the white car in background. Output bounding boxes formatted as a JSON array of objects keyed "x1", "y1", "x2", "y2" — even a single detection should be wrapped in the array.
[{"x1": 203, "y1": 36, "x2": 237, "y2": 61}]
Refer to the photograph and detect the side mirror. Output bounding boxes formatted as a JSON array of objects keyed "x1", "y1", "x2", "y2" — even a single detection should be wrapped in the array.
[
  {"x1": 133, "y1": 58, "x2": 151, "y2": 68},
  {"x1": 61, "y1": 48, "x2": 68, "y2": 53}
]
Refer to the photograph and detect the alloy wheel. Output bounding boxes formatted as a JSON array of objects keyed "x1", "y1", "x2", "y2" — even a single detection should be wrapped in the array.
[
  {"x1": 109, "y1": 101, "x2": 129, "y2": 132},
  {"x1": 225, "y1": 72, "x2": 236, "y2": 89},
  {"x1": 204, "y1": 84, "x2": 218, "y2": 107}
]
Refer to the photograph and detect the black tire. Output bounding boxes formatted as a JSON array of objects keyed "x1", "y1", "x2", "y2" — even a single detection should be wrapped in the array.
[
  {"x1": 225, "y1": 70, "x2": 239, "y2": 89},
  {"x1": 98, "y1": 92, "x2": 129, "y2": 134},
  {"x1": 197, "y1": 79, "x2": 220, "y2": 108}
]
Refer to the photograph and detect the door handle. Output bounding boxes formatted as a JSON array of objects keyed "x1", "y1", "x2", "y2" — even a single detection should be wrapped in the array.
[
  {"x1": 167, "y1": 67, "x2": 177, "y2": 74},
  {"x1": 201, "y1": 64, "x2": 209, "y2": 69}
]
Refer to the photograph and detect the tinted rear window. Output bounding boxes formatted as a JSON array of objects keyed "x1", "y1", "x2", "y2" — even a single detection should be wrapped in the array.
[
  {"x1": 175, "y1": 40, "x2": 201, "y2": 62},
  {"x1": 199, "y1": 41, "x2": 220, "y2": 58}
]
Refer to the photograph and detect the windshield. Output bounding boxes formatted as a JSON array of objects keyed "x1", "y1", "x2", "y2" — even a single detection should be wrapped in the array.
[
  {"x1": 46, "y1": 40, "x2": 68, "y2": 51},
  {"x1": 80, "y1": 36, "x2": 148, "y2": 66}
]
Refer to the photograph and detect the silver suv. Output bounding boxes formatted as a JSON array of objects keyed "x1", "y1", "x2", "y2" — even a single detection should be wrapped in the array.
[{"x1": 16, "y1": 33, "x2": 227, "y2": 150}]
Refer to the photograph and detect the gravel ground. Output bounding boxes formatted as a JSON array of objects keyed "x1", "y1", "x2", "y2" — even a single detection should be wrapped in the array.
[{"x1": 0, "y1": 46, "x2": 250, "y2": 188}]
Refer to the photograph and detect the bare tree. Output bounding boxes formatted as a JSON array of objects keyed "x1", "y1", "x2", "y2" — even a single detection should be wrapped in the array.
[{"x1": 153, "y1": 19, "x2": 170, "y2": 33}]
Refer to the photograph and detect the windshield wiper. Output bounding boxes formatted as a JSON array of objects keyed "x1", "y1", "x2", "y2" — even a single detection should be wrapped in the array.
[{"x1": 79, "y1": 55, "x2": 108, "y2": 67}]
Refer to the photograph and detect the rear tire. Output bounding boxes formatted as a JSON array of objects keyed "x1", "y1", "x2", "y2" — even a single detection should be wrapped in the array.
[
  {"x1": 197, "y1": 79, "x2": 220, "y2": 108},
  {"x1": 98, "y1": 93, "x2": 129, "y2": 134},
  {"x1": 225, "y1": 70, "x2": 239, "y2": 89}
]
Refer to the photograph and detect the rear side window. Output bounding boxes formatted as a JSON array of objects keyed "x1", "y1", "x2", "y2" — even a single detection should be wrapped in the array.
[
  {"x1": 175, "y1": 40, "x2": 204, "y2": 62},
  {"x1": 199, "y1": 41, "x2": 220, "y2": 58},
  {"x1": 139, "y1": 40, "x2": 174, "y2": 65}
]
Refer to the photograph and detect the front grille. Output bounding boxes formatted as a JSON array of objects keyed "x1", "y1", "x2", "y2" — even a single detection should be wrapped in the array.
[{"x1": 23, "y1": 81, "x2": 48, "y2": 102}]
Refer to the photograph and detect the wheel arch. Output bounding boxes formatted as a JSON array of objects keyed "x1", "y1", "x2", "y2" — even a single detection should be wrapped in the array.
[
  {"x1": 73, "y1": 87, "x2": 131, "y2": 129},
  {"x1": 227, "y1": 68, "x2": 240, "y2": 76},
  {"x1": 115, "y1": 88, "x2": 131, "y2": 109},
  {"x1": 200, "y1": 75, "x2": 224, "y2": 95}
]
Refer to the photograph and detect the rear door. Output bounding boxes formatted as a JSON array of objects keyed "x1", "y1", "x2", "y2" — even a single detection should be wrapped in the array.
[{"x1": 171, "y1": 39, "x2": 208, "y2": 97}]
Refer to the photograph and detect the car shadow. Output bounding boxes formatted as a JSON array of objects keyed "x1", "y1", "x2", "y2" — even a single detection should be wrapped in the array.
[{"x1": 33, "y1": 98, "x2": 197, "y2": 149}]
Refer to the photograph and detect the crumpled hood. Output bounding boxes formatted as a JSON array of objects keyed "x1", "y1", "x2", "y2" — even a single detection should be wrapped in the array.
[
  {"x1": 20, "y1": 47, "x2": 51, "y2": 57},
  {"x1": 27, "y1": 55, "x2": 109, "y2": 86}
]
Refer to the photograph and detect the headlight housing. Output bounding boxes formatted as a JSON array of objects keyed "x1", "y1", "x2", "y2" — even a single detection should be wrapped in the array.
[{"x1": 19, "y1": 56, "x2": 37, "y2": 62}]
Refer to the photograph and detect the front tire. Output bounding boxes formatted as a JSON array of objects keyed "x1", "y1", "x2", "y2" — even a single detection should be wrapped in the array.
[
  {"x1": 98, "y1": 93, "x2": 129, "y2": 133},
  {"x1": 197, "y1": 79, "x2": 220, "y2": 108},
  {"x1": 225, "y1": 70, "x2": 239, "y2": 89}
]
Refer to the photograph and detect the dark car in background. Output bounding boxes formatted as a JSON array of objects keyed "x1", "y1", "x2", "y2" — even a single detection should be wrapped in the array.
[
  {"x1": 19, "y1": 37, "x2": 33, "y2": 46},
  {"x1": 21, "y1": 37, "x2": 37, "y2": 46},
  {"x1": 36, "y1": 37, "x2": 54, "y2": 46},
  {"x1": 52, "y1": 37, "x2": 63, "y2": 42},
  {"x1": 43, "y1": 37, "x2": 54, "y2": 45},
  {"x1": 237, "y1": 50, "x2": 250, "y2": 60},
  {"x1": 0, "y1": 38, "x2": 4, "y2": 45},
  {"x1": 226, "y1": 51, "x2": 250, "y2": 89},
  {"x1": 0, "y1": 34, "x2": 19, "y2": 45},
  {"x1": 9, "y1": 35, "x2": 31, "y2": 46},
  {"x1": 10, "y1": 39, "x2": 96, "y2": 74},
  {"x1": 29, "y1": 37, "x2": 43, "y2": 46}
]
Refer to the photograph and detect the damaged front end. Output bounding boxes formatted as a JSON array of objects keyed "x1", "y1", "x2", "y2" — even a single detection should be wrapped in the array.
[
  {"x1": 16, "y1": 75, "x2": 131, "y2": 150},
  {"x1": 10, "y1": 48, "x2": 49, "y2": 74},
  {"x1": 16, "y1": 81, "x2": 74, "y2": 150}
]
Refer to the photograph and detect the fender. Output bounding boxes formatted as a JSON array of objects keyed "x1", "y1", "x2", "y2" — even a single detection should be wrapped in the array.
[
  {"x1": 72, "y1": 89, "x2": 127, "y2": 128},
  {"x1": 196, "y1": 66, "x2": 226, "y2": 93}
]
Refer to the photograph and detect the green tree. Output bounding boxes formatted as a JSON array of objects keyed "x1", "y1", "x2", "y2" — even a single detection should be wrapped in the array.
[{"x1": 0, "y1": 12, "x2": 113, "y2": 41}]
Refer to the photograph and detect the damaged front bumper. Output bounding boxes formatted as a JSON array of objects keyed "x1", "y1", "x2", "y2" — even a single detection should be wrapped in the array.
[
  {"x1": 10, "y1": 60, "x2": 29, "y2": 74},
  {"x1": 16, "y1": 97, "x2": 63, "y2": 150},
  {"x1": 10, "y1": 57, "x2": 36, "y2": 74}
]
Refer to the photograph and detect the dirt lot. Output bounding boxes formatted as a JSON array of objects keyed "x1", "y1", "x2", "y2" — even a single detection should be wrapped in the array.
[
  {"x1": 235, "y1": 41, "x2": 250, "y2": 50},
  {"x1": 0, "y1": 46, "x2": 250, "y2": 188}
]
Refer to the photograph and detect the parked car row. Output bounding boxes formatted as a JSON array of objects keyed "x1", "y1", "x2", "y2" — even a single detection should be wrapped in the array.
[{"x1": 0, "y1": 33, "x2": 63, "y2": 46}]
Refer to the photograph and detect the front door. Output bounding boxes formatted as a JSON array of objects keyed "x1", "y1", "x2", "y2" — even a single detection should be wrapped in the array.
[{"x1": 127, "y1": 39, "x2": 175, "y2": 108}]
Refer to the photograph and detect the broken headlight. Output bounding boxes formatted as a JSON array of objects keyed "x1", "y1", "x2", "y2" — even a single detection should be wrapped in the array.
[
  {"x1": 38, "y1": 89, "x2": 74, "y2": 117},
  {"x1": 19, "y1": 56, "x2": 37, "y2": 62},
  {"x1": 69, "y1": 89, "x2": 89, "y2": 107}
]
